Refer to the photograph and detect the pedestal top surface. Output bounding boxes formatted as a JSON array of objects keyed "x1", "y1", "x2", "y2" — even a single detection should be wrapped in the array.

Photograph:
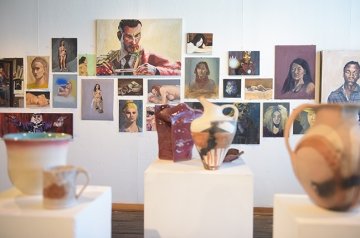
[
  {"x1": 0, "y1": 186, "x2": 111, "y2": 216},
  {"x1": 275, "y1": 194, "x2": 360, "y2": 223},
  {"x1": 145, "y1": 158, "x2": 253, "y2": 176}
]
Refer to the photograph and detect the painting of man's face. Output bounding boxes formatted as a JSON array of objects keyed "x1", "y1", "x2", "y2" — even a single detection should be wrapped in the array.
[
  {"x1": 96, "y1": 19, "x2": 182, "y2": 76},
  {"x1": 320, "y1": 50, "x2": 360, "y2": 103}
]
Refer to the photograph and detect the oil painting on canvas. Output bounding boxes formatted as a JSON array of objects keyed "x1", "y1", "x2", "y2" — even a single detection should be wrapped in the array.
[
  {"x1": 274, "y1": 45, "x2": 316, "y2": 100},
  {"x1": 96, "y1": 19, "x2": 182, "y2": 76}
]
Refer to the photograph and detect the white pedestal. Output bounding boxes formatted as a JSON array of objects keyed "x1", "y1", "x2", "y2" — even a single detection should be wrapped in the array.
[
  {"x1": 273, "y1": 194, "x2": 360, "y2": 238},
  {"x1": 0, "y1": 186, "x2": 112, "y2": 238},
  {"x1": 144, "y1": 158, "x2": 253, "y2": 238}
]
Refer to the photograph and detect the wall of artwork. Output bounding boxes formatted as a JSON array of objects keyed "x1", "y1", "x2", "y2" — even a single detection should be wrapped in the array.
[{"x1": 0, "y1": 0, "x2": 360, "y2": 207}]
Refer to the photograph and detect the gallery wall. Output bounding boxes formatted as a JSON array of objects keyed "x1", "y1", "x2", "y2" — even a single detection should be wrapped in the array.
[{"x1": 0, "y1": 0, "x2": 359, "y2": 207}]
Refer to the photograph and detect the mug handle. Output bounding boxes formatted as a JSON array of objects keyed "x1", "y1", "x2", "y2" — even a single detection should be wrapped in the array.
[
  {"x1": 221, "y1": 104, "x2": 239, "y2": 121},
  {"x1": 284, "y1": 103, "x2": 317, "y2": 160},
  {"x1": 75, "y1": 167, "x2": 90, "y2": 199}
]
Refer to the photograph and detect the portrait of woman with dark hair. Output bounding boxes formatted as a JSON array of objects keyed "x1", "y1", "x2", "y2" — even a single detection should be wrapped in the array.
[
  {"x1": 185, "y1": 58, "x2": 219, "y2": 99},
  {"x1": 189, "y1": 61, "x2": 216, "y2": 92},
  {"x1": 275, "y1": 45, "x2": 316, "y2": 99},
  {"x1": 281, "y1": 58, "x2": 315, "y2": 99}
]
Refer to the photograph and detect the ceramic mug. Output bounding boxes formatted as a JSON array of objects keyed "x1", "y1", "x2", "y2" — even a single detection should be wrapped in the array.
[{"x1": 43, "y1": 165, "x2": 89, "y2": 209}]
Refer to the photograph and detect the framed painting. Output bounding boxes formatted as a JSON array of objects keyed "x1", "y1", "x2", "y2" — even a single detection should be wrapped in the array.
[
  {"x1": 0, "y1": 112, "x2": 73, "y2": 137},
  {"x1": 184, "y1": 57, "x2": 219, "y2": 99},
  {"x1": 223, "y1": 79, "x2": 241, "y2": 98},
  {"x1": 27, "y1": 56, "x2": 50, "y2": 89},
  {"x1": 320, "y1": 50, "x2": 360, "y2": 103},
  {"x1": 228, "y1": 51, "x2": 260, "y2": 75},
  {"x1": 25, "y1": 91, "x2": 50, "y2": 108},
  {"x1": 232, "y1": 102, "x2": 260, "y2": 144},
  {"x1": 263, "y1": 102, "x2": 290, "y2": 138},
  {"x1": 53, "y1": 74, "x2": 77, "y2": 108},
  {"x1": 78, "y1": 54, "x2": 96, "y2": 76},
  {"x1": 81, "y1": 79, "x2": 114, "y2": 121},
  {"x1": 245, "y1": 78, "x2": 273, "y2": 100},
  {"x1": 186, "y1": 33, "x2": 213, "y2": 54},
  {"x1": 146, "y1": 105, "x2": 156, "y2": 131},
  {"x1": 147, "y1": 79, "x2": 180, "y2": 104},
  {"x1": 292, "y1": 107, "x2": 316, "y2": 135},
  {"x1": 119, "y1": 99, "x2": 143, "y2": 133},
  {"x1": 118, "y1": 78, "x2": 143, "y2": 96},
  {"x1": 274, "y1": 45, "x2": 316, "y2": 100},
  {"x1": 51, "y1": 38, "x2": 78, "y2": 73},
  {"x1": 96, "y1": 19, "x2": 182, "y2": 76},
  {"x1": 0, "y1": 60, "x2": 13, "y2": 107},
  {"x1": 0, "y1": 58, "x2": 24, "y2": 108}
]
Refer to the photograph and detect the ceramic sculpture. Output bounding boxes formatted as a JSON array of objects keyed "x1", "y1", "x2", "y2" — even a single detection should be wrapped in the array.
[
  {"x1": 285, "y1": 103, "x2": 360, "y2": 211},
  {"x1": 155, "y1": 103, "x2": 202, "y2": 161},
  {"x1": 191, "y1": 97, "x2": 238, "y2": 170}
]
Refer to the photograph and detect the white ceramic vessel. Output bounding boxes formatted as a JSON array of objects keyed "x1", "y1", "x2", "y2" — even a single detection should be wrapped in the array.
[
  {"x1": 191, "y1": 97, "x2": 238, "y2": 170},
  {"x1": 3, "y1": 132, "x2": 72, "y2": 195}
]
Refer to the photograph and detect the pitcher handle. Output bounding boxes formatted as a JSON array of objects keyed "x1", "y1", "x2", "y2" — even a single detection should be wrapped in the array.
[
  {"x1": 221, "y1": 104, "x2": 239, "y2": 121},
  {"x1": 75, "y1": 167, "x2": 90, "y2": 199},
  {"x1": 284, "y1": 104, "x2": 316, "y2": 159}
]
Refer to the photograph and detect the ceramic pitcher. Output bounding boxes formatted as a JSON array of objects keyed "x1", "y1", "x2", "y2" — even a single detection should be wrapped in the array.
[
  {"x1": 191, "y1": 97, "x2": 238, "y2": 170},
  {"x1": 284, "y1": 103, "x2": 360, "y2": 211}
]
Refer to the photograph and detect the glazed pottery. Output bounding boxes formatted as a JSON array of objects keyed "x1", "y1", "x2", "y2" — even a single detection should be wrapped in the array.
[
  {"x1": 3, "y1": 132, "x2": 72, "y2": 195},
  {"x1": 43, "y1": 165, "x2": 89, "y2": 209},
  {"x1": 191, "y1": 97, "x2": 238, "y2": 170},
  {"x1": 155, "y1": 103, "x2": 202, "y2": 161},
  {"x1": 284, "y1": 103, "x2": 360, "y2": 211}
]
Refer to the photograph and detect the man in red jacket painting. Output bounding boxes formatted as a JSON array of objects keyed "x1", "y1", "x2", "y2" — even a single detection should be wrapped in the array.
[{"x1": 97, "y1": 19, "x2": 181, "y2": 76}]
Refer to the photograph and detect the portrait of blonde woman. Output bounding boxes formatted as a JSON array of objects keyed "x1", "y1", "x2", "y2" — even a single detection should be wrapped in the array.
[
  {"x1": 119, "y1": 100, "x2": 143, "y2": 133},
  {"x1": 263, "y1": 103, "x2": 289, "y2": 137}
]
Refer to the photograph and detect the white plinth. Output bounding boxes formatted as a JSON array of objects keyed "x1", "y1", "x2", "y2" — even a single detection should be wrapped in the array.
[
  {"x1": 273, "y1": 194, "x2": 360, "y2": 238},
  {"x1": 144, "y1": 158, "x2": 253, "y2": 238},
  {"x1": 0, "y1": 186, "x2": 112, "y2": 238}
]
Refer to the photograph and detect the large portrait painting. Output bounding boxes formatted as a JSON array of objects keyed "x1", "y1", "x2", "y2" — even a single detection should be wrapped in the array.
[
  {"x1": 320, "y1": 50, "x2": 360, "y2": 103},
  {"x1": 96, "y1": 19, "x2": 182, "y2": 76},
  {"x1": 274, "y1": 45, "x2": 316, "y2": 100}
]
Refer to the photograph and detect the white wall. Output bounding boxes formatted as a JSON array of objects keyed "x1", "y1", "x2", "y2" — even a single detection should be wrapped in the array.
[{"x1": 0, "y1": 0, "x2": 359, "y2": 207}]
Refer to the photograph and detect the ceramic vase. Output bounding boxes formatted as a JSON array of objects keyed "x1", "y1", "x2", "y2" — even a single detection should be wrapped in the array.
[
  {"x1": 191, "y1": 97, "x2": 238, "y2": 170},
  {"x1": 3, "y1": 132, "x2": 72, "y2": 195},
  {"x1": 284, "y1": 103, "x2": 360, "y2": 211}
]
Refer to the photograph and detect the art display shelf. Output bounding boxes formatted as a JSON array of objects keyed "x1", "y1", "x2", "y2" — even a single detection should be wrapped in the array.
[
  {"x1": 0, "y1": 185, "x2": 112, "y2": 238},
  {"x1": 273, "y1": 194, "x2": 360, "y2": 238},
  {"x1": 144, "y1": 158, "x2": 254, "y2": 238}
]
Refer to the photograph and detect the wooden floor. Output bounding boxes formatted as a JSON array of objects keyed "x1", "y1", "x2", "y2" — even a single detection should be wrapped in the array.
[{"x1": 112, "y1": 205, "x2": 273, "y2": 238}]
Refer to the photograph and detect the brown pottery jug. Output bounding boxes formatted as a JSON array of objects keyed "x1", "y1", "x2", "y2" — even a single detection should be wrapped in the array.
[{"x1": 284, "y1": 103, "x2": 360, "y2": 211}]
